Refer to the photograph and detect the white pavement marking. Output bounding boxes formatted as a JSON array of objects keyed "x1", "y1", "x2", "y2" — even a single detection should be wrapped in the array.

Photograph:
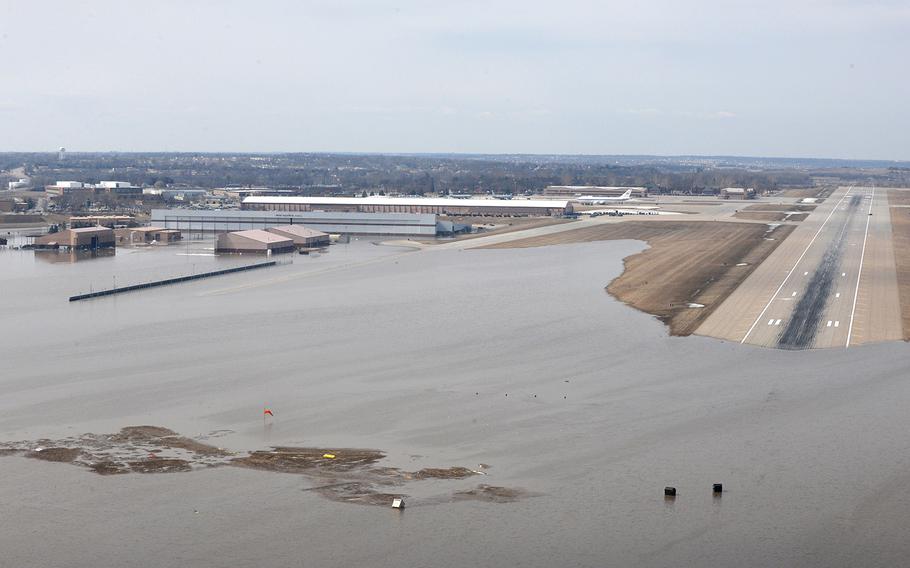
[
  {"x1": 768, "y1": 319, "x2": 775, "y2": 325},
  {"x1": 804, "y1": 271, "x2": 809, "y2": 275},
  {"x1": 775, "y1": 319, "x2": 781, "y2": 326},
  {"x1": 835, "y1": 321, "x2": 840, "y2": 328},
  {"x1": 792, "y1": 291, "x2": 797, "y2": 296},
  {"x1": 836, "y1": 293, "x2": 841, "y2": 298},
  {"x1": 827, "y1": 321, "x2": 833, "y2": 327},
  {"x1": 741, "y1": 187, "x2": 856, "y2": 344},
  {"x1": 846, "y1": 185, "x2": 875, "y2": 348},
  {"x1": 842, "y1": 272, "x2": 846, "y2": 277}
]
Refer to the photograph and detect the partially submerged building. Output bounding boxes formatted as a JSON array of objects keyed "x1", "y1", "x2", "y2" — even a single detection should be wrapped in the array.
[
  {"x1": 215, "y1": 229, "x2": 295, "y2": 254},
  {"x1": 264, "y1": 225, "x2": 330, "y2": 247},
  {"x1": 114, "y1": 226, "x2": 182, "y2": 245},
  {"x1": 34, "y1": 226, "x2": 115, "y2": 250},
  {"x1": 151, "y1": 209, "x2": 440, "y2": 236}
]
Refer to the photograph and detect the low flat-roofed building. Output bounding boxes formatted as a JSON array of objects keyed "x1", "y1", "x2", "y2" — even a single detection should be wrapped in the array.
[
  {"x1": 0, "y1": 198, "x2": 27, "y2": 213},
  {"x1": 265, "y1": 225, "x2": 330, "y2": 247},
  {"x1": 241, "y1": 196, "x2": 572, "y2": 217},
  {"x1": 45, "y1": 181, "x2": 85, "y2": 196},
  {"x1": 70, "y1": 215, "x2": 136, "y2": 228},
  {"x1": 114, "y1": 226, "x2": 182, "y2": 245},
  {"x1": 215, "y1": 229, "x2": 295, "y2": 254},
  {"x1": 719, "y1": 187, "x2": 755, "y2": 199},
  {"x1": 8, "y1": 178, "x2": 30, "y2": 190},
  {"x1": 34, "y1": 226, "x2": 115, "y2": 250}
]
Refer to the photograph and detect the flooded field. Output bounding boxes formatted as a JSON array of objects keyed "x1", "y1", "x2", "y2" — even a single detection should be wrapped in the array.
[{"x1": 2, "y1": 237, "x2": 910, "y2": 567}]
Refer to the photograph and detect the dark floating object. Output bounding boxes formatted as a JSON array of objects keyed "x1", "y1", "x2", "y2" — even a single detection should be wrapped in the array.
[
  {"x1": 713, "y1": 483, "x2": 723, "y2": 494},
  {"x1": 664, "y1": 487, "x2": 677, "y2": 497}
]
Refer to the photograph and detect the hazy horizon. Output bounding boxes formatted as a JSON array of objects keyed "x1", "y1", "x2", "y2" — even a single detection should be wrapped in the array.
[{"x1": 1, "y1": 0, "x2": 908, "y2": 160}]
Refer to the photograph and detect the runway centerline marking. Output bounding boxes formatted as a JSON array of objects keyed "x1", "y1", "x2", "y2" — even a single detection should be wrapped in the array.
[
  {"x1": 846, "y1": 185, "x2": 875, "y2": 348},
  {"x1": 741, "y1": 187, "x2": 856, "y2": 344}
]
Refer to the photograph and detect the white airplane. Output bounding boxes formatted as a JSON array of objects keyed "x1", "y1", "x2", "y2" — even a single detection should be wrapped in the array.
[{"x1": 574, "y1": 189, "x2": 634, "y2": 204}]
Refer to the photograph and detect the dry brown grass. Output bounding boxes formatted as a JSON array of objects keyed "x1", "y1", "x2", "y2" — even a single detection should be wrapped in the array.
[
  {"x1": 888, "y1": 190, "x2": 910, "y2": 340},
  {"x1": 740, "y1": 204, "x2": 817, "y2": 212},
  {"x1": 777, "y1": 187, "x2": 834, "y2": 198},
  {"x1": 438, "y1": 216, "x2": 570, "y2": 243},
  {"x1": 733, "y1": 211, "x2": 789, "y2": 222},
  {"x1": 482, "y1": 221, "x2": 795, "y2": 335}
]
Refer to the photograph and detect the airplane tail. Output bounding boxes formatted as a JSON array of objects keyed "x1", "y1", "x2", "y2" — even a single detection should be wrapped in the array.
[{"x1": 621, "y1": 189, "x2": 632, "y2": 199}]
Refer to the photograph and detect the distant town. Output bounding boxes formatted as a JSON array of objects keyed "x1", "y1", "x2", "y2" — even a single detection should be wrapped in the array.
[{"x1": 2, "y1": 152, "x2": 909, "y2": 243}]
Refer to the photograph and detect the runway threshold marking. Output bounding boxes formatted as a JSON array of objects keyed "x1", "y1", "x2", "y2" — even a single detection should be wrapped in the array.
[
  {"x1": 846, "y1": 185, "x2": 875, "y2": 348},
  {"x1": 741, "y1": 187, "x2": 856, "y2": 344},
  {"x1": 836, "y1": 292, "x2": 841, "y2": 298}
]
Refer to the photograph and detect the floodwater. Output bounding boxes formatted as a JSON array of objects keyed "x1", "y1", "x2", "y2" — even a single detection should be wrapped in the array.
[{"x1": 2, "y1": 237, "x2": 910, "y2": 567}]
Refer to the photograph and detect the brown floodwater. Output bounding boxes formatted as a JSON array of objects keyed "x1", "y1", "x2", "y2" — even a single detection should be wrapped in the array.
[{"x1": 2, "y1": 237, "x2": 910, "y2": 567}]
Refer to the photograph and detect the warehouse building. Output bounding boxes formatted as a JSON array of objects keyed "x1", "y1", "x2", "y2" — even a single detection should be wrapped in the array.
[
  {"x1": 114, "y1": 226, "x2": 182, "y2": 245},
  {"x1": 46, "y1": 181, "x2": 142, "y2": 196},
  {"x1": 151, "y1": 209, "x2": 440, "y2": 236},
  {"x1": 241, "y1": 196, "x2": 572, "y2": 217},
  {"x1": 720, "y1": 187, "x2": 755, "y2": 199},
  {"x1": 215, "y1": 229, "x2": 296, "y2": 254},
  {"x1": 34, "y1": 226, "x2": 115, "y2": 250},
  {"x1": 544, "y1": 186, "x2": 648, "y2": 198},
  {"x1": 265, "y1": 225, "x2": 330, "y2": 247}
]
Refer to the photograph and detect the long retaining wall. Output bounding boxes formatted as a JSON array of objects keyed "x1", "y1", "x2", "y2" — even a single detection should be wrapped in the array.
[{"x1": 69, "y1": 261, "x2": 277, "y2": 302}]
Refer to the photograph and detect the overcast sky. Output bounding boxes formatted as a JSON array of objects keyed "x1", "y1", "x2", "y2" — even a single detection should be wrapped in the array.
[{"x1": 0, "y1": 0, "x2": 907, "y2": 159}]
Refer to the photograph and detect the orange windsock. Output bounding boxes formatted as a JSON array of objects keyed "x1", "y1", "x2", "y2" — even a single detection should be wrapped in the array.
[{"x1": 264, "y1": 408, "x2": 274, "y2": 417}]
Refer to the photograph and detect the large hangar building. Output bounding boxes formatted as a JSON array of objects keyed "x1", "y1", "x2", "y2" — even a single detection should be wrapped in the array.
[
  {"x1": 150, "y1": 209, "x2": 439, "y2": 236},
  {"x1": 215, "y1": 230, "x2": 296, "y2": 254},
  {"x1": 241, "y1": 196, "x2": 572, "y2": 217},
  {"x1": 544, "y1": 186, "x2": 648, "y2": 198}
]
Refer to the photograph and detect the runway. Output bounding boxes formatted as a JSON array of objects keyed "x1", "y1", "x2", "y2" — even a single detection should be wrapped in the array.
[{"x1": 696, "y1": 185, "x2": 903, "y2": 348}]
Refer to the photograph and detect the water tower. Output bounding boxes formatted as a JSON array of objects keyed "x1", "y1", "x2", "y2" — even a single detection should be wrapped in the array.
[{"x1": 58, "y1": 146, "x2": 66, "y2": 161}]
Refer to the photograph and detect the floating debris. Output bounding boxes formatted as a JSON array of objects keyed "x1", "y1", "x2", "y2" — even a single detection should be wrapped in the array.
[
  {"x1": 1, "y1": 426, "x2": 506, "y2": 508},
  {"x1": 453, "y1": 484, "x2": 529, "y2": 503}
]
